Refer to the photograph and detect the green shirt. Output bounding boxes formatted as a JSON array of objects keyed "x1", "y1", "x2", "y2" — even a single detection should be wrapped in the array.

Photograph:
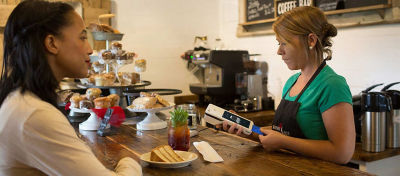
[{"x1": 282, "y1": 65, "x2": 352, "y2": 140}]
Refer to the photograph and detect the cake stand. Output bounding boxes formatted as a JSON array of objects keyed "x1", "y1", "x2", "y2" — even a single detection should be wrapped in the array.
[
  {"x1": 76, "y1": 80, "x2": 151, "y2": 109},
  {"x1": 127, "y1": 102, "x2": 175, "y2": 130},
  {"x1": 71, "y1": 108, "x2": 106, "y2": 131}
]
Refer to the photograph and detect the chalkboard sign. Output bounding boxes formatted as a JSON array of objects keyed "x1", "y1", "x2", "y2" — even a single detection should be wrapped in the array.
[
  {"x1": 238, "y1": 0, "x2": 397, "y2": 37},
  {"x1": 246, "y1": 0, "x2": 275, "y2": 22},
  {"x1": 345, "y1": 0, "x2": 388, "y2": 9},
  {"x1": 315, "y1": 0, "x2": 345, "y2": 11},
  {"x1": 276, "y1": 0, "x2": 313, "y2": 16}
]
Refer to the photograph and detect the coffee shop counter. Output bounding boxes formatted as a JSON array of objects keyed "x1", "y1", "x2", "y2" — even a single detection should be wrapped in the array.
[
  {"x1": 351, "y1": 143, "x2": 400, "y2": 176},
  {"x1": 73, "y1": 122, "x2": 372, "y2": 176},
  {"x1": 196, "y1": 106, "x2": 275, "y2": 127},
  {"x1": 190, "y1": 106, "x2": 400, "y2": 176}
]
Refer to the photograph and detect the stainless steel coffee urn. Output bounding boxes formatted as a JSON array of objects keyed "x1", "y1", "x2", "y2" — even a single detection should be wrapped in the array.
[
  {"x1": 361, "y1": 83, "x2": 392, "y2": 152},
  {"x1": 381, "y1": 82, "x2": 400, "y2": 148}
]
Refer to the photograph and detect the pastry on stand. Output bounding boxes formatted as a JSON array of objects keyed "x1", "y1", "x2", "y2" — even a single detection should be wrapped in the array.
[{"x1": 126, "y1": 93, "x2": 174, "y2": 130}]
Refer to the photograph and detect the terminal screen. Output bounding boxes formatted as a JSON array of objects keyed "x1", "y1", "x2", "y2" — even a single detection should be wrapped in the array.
[
  {"x1": 194, "y1": 56, "x2": 206, "y2": 61},
  {"x1": 222, "y1": 111, "x2": 251, "y2": 128}
]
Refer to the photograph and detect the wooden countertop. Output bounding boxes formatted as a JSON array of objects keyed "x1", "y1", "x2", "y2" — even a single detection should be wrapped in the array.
[
  {"x1": 196, "y1": 107, "x2": 400, "y2": 164},
  {"x1": 74, "y1": 124, "x2": 372, "y2": 176},
  {"x1": 352, "y1": 143, "x2": 400, "y2": 162}
]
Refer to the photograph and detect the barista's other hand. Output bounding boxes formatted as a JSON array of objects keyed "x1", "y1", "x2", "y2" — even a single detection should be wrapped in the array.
[{"x1": 258, "y1": 128, "x2": 285, "y2": 152}]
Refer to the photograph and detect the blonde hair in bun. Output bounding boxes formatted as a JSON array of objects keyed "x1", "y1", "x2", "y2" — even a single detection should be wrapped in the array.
[{"x1": 273, "y1": 6, "x2": 337, "y2": 62}]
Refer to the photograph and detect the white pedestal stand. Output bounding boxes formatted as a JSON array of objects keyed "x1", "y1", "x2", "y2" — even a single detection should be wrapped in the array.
[
  {"x1": 127, "y1": 103, "x2": 174, "y2": 130},
  {"x1": 72, "y1": 108, "x2": 107, "y2": 131}
]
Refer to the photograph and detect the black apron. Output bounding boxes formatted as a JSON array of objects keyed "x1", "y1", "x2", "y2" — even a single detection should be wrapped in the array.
[{"x1": 272, "y1": 60, "x2": 327, "y2": 138}]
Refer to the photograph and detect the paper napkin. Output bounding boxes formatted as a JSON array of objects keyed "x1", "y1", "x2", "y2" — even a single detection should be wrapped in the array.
[{"x1": 193, "y1": 141, "x2": 224, "y2": 162}]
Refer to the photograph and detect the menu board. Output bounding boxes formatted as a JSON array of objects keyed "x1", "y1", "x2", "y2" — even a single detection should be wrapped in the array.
[
  {"x1": 246, "y1": 0, "x2": 275, "y2": 22},
  {"x1": 314, "y1": 0, "x2": 344, "y2": 11},
  {"x1": 276, "y1": 0, "x2": 313, "y2": 16},
  {"x1": 315, "y1": 0, "x2": 388, "y2": 11},
  {"x1": 238, "y1": 0, "x2": 395, "y2": 37},
  {"x1": 345, "y1": 0, "x2": 388, "y2": 9}
]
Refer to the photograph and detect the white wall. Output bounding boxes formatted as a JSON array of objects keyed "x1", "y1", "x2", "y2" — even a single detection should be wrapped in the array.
[
  {"x1": 112, "y1": 0, "x2": 220, "y2": 101},
  {"x1": 219, "y1": 0, "x2": 400, "y2": 106},
  {"x1": 114, "y1": 0, "x2": 400, "y2": 104}
]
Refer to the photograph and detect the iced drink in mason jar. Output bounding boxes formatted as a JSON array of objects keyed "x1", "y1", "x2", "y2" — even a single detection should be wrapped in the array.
[
  {"x1": 168, "y1": 108, "x2": 190, "y2": 151},
  {"x1": 168, "y1": 123, "x2": 190, "y2": 151}
]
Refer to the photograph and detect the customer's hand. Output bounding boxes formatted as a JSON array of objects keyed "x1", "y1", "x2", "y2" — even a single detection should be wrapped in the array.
[
  {"x1": 216, "y1": 110, "x2": 247, "y2": 137},
  {"x1": 258, "y1": 128, "x2": 285, "y2": 152},
  {"x1": 222, "y1": 121, "x2": 248, "y2": 137}
]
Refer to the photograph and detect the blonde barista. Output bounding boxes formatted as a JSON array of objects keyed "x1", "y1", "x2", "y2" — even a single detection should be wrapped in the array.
[{"x1": 223, "y1": 6, "x2": 355, "y2": 164}]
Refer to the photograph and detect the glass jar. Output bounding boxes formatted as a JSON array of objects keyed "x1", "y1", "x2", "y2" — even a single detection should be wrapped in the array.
[
  {"x1": 176, "y1": 104, "x2": 198, "y2": 130},
  {"x1": 168, "y1": 121, "x2": 190, "y2": 151}
]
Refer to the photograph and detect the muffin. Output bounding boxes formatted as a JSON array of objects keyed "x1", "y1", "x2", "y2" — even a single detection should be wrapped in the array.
[
  {"x1": 58, "y1": 90, "x2": 74, "y2": 104},
  {"x1": 101, "y1": 51, "x2": 113, "y2": 60},
  {"x1": 94, "y1": 97, "x2": 111, "y2": 109},
  {"x1": 119, "y1": 72, "x2": 140, "y2": 85},
  {"x1": 103, "y1": 73, "x2": 116, "y2": 86},
  {"x1": 111, "y1": 42, "x2": 122, "y2": 50},
  {"x1": 107, "y1": 94, "x2": 120, "y2": 107},
  {"x1": 134, "y1": 58, "x2": 146, "y2": 72},
  {"x1": 94, "y1": 75, "x2": 106, "y2": 86},
  {"x1": 127, "y1": 52, "x2": 136, "y2": 60},
  {"x1": 85, "y1": 88, "x2": 102, "y2": 101},
  {"x1": 92, "y1": 61, "x2": 104, "y2": 73},
  {"x1": 79, "y1": 100, "x2": 94, "y2": 109},
  {"x1": 70, "y1": 95, "x2": 83, "y2": 109}
]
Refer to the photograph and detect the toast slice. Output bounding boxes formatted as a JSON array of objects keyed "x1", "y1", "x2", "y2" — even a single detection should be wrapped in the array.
[
  {"x1": 150, "y1": 145, "x2": 184, "y2": 162},
  {"x1": 150, "y1": 146, "x2": 171, "y2": 162},
  {"x1": 162, "y1": 145, "x2": 184, "y2": 162}
]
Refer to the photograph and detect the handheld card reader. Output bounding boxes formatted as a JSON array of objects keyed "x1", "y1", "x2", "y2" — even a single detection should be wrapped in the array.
[
  {"x1": 97, "y1": 108, "x2": 113, "y2": 137},
  {"x1": 204, "y1": 104, "x2": 264, "y2": 135}
]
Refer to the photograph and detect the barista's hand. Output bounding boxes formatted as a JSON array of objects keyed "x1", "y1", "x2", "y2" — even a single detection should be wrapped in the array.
[{"x1": 258, "y1": 128, "x2": 285, "y2": 152}]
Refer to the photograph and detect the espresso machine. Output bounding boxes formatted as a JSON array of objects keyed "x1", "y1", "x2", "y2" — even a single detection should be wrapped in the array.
[{"x1": 189, "y1": 50, "x2": 248, "y2": 107}]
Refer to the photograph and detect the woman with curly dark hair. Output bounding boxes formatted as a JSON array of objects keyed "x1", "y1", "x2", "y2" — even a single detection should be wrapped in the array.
[{"x1": 0, "y1": 1, "x2": 141, "y2": 175}]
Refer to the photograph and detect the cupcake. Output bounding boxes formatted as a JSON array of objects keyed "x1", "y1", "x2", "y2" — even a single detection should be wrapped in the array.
[
  {"x1": 102, "y1": 73, "x2": 116, "y2": 86},
  {"x1": 92, "y1": 61, "x2": 104, "y2": 73},
  {"x1": 107, "y1": 94, "x2": 120, "y2": 107},
  {"x1": 79, "y1": 100, "x2": 94, "y2": 109},
  {"x1": 134, "y1": 58, "x2": 146, "y2": 72},
  {"x1": 85, "y1": 88, "x2": 102, "y2": 101},
  {"x1": 70, "y1": 95, "x2": 83, "y2": 109},
  {"x1": 94, "y1": 97, "x2": 111, "y2": 109}
]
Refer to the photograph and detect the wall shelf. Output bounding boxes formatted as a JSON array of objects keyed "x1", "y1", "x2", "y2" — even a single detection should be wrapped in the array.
[{"x1": 238, "y1": 0, "x2": 400, "y2": 37}]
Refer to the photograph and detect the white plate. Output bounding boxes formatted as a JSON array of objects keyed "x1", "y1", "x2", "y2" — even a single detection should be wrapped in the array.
[
  {"x1": 127, "y1": 102, "x2": 175, "y2": 113},
  {"x1": 70, "y1": 107, "x2": 92, "y2": 113},
  {"x1": 140, "y1": 151, "x2": 198, "y2": 168}
]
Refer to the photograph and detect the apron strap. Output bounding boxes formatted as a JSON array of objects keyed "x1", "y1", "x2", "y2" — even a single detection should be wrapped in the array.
[{"x1": 294, "y1": 59, "x2": 327, "y2": 102}]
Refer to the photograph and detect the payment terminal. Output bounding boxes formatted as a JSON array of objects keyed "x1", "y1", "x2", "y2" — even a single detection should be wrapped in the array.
[{"x1": 204, "y1": 104, "x2": 264, "y2": 135}]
